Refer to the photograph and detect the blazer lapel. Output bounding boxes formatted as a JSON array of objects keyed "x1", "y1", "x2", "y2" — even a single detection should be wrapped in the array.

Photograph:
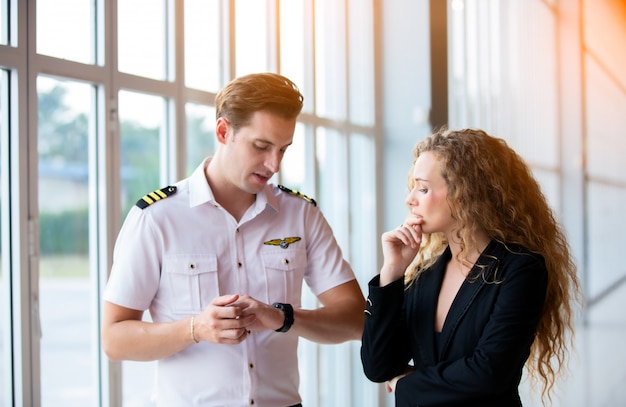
[
  {"x1": 413, "y1": 249, "x2": 450, "y2": 365},
  {"x1": 437, "y1": 240, "x2": 504, "y2": 359}
]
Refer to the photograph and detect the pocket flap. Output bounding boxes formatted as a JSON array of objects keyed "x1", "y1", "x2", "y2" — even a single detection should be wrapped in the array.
[
  {"x1": 261, "y1": 249, "x2": 307, "y2": 272},
  {"x1": 164, "y1": 254, "x2": 218, "y2": 276}
]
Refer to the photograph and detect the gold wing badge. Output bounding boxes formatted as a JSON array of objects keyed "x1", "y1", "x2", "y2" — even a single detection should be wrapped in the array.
[{"x1": 264, "y1": 237, "x2": 302, "y2": 249}]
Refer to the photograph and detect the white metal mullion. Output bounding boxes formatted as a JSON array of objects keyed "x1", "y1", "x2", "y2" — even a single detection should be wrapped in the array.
[
  {"x1": 267, "y1": 0, "x2": 279, "y2": 73},
  {"x1": 298, "y1": 2, "x2": 321, "y2": 405},
  {"x1": 92, "y1": 4, "x2": 113, "y2": 404},
  {"x1": 161, "y1": 0, "x2": 178, "y2": 184},
  {"x1": 172, "y1": 0, "x2": 186, "y2": 182},
  {"x1": 88, "y1": 82, "x2": 103, "y2": 407},
  {"x1": 0, "y1": 2, "x2": 27, "y2": 407},
  {"x1": 556, "y1": 0, "x2": 586, "y2": 320},
  {"x1": 331, "y1": 5, "x2": 352, "y2": 407},
  {"x1": 24, "y1": 0, "x2": 42, "y2": 405},
  {"x1": 220, "y1": 0, "x2": 236, "y2": 86},
  {"x1": 12, "y1": 63, "x2": 36, "y2": 407},
  {"x1": 0, "y1": 67, "x2": 11, "y2": 407},
  {"x1": 101, "y1": 0, "x2": 123, "y2": 404},
  {"x1": 32, "y1": 54, "x2": 108, "y2": 83}
]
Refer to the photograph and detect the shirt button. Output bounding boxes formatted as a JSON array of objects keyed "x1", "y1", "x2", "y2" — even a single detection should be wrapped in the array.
[
  {"x1": 237, "y1": 262, "x2": 242, "y2": 268},
  {"x1": 250, "y1": 400, "x2": 254, "y2": 405},
  {"x1": 283, "y1": 258, "x2": 290, "y2": 265},
  {"x1": 249, "y1": 363, "x2": 254, "y2": 369}
]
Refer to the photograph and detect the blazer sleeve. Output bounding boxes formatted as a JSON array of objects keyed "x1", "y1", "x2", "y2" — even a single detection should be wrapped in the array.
[
  {"x1": 360, "y1": 276, "x2": 412, "y2": 382},
  {"x1": 395, "y1": 255, "x2": 548, "y2": 406}
]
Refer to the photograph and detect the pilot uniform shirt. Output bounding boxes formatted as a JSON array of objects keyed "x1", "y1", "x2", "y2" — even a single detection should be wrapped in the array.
[{"x1": 104, "y1": 157, "x2": 356, "y2": 407}]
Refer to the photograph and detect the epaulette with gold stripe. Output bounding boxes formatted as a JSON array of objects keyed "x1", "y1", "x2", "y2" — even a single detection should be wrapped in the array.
[
  {"x1": 278, "y1": 185, "x2": 317, "y2": 206},
  {"x1": 136, "y1": 186, "x2": 177, "y2": 209}
]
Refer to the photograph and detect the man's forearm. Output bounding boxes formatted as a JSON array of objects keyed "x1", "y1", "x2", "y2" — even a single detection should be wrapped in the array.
[
  {"x1": 102, "y1": 318, "x2": 194, "y2": 361},
  {"x1": 289, "y1": 299, "x2": 365, "y2": 343}
]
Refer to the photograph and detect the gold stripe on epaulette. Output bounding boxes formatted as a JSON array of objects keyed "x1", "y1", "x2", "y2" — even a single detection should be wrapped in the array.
[
  {"x1": 136, "y1": 186, "x2": 177, "y2": 209},
  {"x1": 278, "y1": 185, "x2": 317, "y2": 206}
]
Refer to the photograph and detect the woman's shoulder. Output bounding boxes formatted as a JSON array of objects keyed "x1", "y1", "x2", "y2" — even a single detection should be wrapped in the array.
[{"x1": 488, "y1": 241, "x2": 547, "y2": 282}]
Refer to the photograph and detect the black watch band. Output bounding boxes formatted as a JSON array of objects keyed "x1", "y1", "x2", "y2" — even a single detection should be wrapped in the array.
[{"x1": 272, "y1": 302, "x2": 294, "y2": 333}]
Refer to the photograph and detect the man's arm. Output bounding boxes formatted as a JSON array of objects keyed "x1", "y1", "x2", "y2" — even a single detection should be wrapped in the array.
[
  {"x1": 101, "y1": 301, "x2": 192, "y2": 361},
  {"x1": 101, "y1": 294, "x2": 254, "y2": 361},
  {"x1": 289, "y1": 279, "x2": 365, "y2": 343}
]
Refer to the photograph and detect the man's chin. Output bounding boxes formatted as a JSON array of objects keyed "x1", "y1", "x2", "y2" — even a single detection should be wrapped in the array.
[{"x1": 244, "y1": 181, "x2": 266, "y2": 194}]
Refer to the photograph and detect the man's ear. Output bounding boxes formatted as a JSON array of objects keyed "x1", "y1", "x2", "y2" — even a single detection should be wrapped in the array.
[{"x1": 215, "y1": 117, "x2": 230, "y2": 144}]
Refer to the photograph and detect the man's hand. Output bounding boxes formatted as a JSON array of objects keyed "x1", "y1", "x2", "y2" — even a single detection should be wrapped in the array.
[
  {"x1": 229, "y1": 295, "x2": 285, "y2": 332},
  {"x1": 193, "y1": 294, "x2": 256, "y2": 344}
]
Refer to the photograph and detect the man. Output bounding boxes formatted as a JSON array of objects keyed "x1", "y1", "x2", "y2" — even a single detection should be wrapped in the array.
[{"x1": 102, "y1": 72, "x2": 365, "y2": 407}]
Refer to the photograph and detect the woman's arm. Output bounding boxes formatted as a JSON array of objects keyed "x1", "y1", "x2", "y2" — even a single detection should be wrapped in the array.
[{"x1": 361, "y1": 277, "x2": 412, "y2": 382}]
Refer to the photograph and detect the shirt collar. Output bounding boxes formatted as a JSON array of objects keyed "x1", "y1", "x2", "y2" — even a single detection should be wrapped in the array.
[
  {"x1": 187, "y1": 157, "x2": 279, "y2": 214},
  {"x1": 188, "y1": 157, "x2": 216, "y2": 207}
]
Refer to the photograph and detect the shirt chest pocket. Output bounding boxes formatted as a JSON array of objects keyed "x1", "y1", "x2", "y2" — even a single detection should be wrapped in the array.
[
  {"x1": 261, "y1": 249, "x2": 307, "y2": 304},
  {"x1": 163, "y1": 254, "x2": 219, "y2": 314}
]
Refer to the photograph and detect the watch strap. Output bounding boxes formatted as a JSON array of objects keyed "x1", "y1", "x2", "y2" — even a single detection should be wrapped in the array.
[{"x1": 272, "y1": 302, "x2": 294, "y2": 332}]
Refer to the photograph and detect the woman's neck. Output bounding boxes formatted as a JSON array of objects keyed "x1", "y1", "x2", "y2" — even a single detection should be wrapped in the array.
[{"x1": 447, "y1": 231, "x2": 491, "y2": 273}]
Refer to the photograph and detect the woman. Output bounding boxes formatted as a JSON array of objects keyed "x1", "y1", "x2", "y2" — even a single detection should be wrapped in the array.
[{"x1": 361, "y1": 128, "x2": 581, "y2": 406}]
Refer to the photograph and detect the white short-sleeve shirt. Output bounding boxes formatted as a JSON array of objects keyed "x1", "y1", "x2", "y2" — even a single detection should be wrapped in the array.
[{"x1": 104, "y1": 157, "x2": 356, "y2": 407}]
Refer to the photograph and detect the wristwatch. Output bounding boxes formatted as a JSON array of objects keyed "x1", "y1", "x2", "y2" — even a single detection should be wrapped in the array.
[{"x1": 272, "y1": 302, "x2": 294, "y2": 332}]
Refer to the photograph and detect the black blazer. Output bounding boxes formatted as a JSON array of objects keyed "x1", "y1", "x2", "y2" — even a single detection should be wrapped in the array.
[{"x1": 361, "y1": 240, "x2": 548, "y2": 407}]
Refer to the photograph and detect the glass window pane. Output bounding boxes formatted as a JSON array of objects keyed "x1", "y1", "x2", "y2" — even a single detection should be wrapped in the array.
[
  {"x1": 118, "y1": 90, "x2": 164, "y2": 217},
  {"x1": 348, "y1": 0, "x2": 375, "y2": 126},
  {"x1": 279, "y1": 123, "x2": 306, "y2": 190},
  {"x1": 37, "y1": 76, "x2": 96, "y2": 406},
  {"x1": 348, "y1": 134, "x2": 376, "y2": 281},
  {"x1": 118, "y1": 90, "x2": 166, "y2": 405},
  {"x1": 185, "y1": 103, "x2": 215, "y2": 176},
  {"x1": 118, "y1": 0, "x2": 167, "y2": 80},
  {"x1": 315, "y1": 128, "x2": 348, "y2": 247},
  {"x1": 122, "y1": 312, "x2": 157, "y2": 405},
  {"x1": 36, "y1": 0, "x2": 94, "y2": 64},
  {"x1": 0, "y1": 0, "x2": 8, "y2": 46},
  {"x1": 315, "y1": 0, "x2": 347, "y2": 120},
  {"x1": 235, "y1": 0, "x2": 268, "y2": 76},
  {"x1": 280, "y1": 1, "x2": 307, "y2": 111},
  {"x1": 185, "y1": 0, "x2": 221, "y2": 92},
  {"x1": 122, "y1": 355, "x2": 157, "y2": 406}
]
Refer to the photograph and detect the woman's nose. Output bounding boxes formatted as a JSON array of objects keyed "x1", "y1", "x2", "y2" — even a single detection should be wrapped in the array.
[{"x1": 405, "y1": 189, "x2": 418, "y2": 207}]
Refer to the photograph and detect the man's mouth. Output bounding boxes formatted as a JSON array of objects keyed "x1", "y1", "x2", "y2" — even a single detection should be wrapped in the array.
[{"x1": 253, "y1": 173, "x2": 272, "y2": 183}]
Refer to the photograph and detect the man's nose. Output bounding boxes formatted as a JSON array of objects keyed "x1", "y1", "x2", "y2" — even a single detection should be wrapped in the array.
[{"x1": 265, "y1": 152, "x2": 281, "y2": 173}]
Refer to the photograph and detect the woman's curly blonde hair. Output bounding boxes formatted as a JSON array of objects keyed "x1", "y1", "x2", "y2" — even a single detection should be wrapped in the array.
[{"x1": 405, "y1": 128, "x2": 582, "y2": 404}]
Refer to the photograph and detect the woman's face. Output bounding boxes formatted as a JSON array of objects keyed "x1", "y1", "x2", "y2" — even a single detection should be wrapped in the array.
[{"x1": 405, "y1": 151, "x2": 457, "y2": 235}]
